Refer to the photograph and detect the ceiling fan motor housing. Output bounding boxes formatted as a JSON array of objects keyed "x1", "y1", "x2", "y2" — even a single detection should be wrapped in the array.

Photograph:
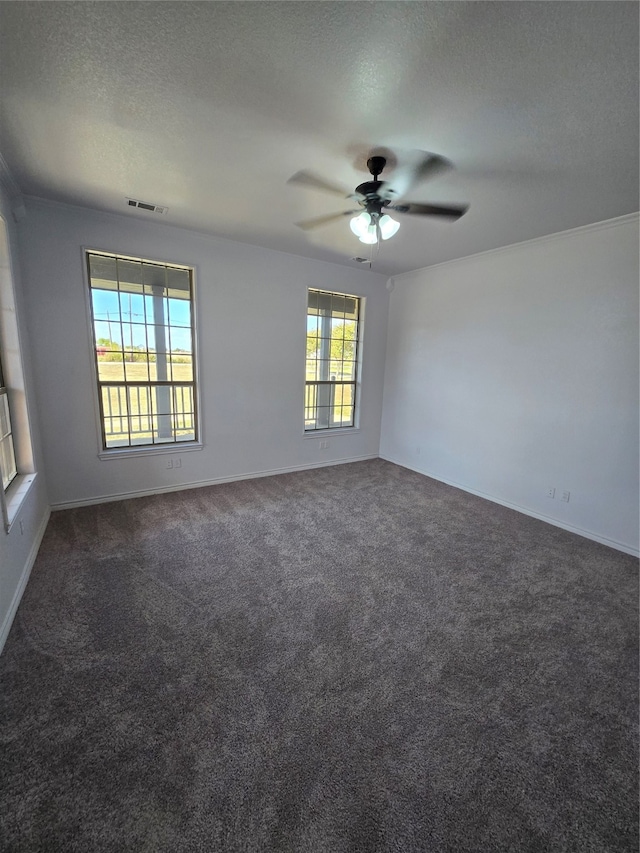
[
  {"x1": 355, "y1": 184, "x2": 386, "y2": 216},
  {"x1": 356, "y1": 156, "x2": 392, "y2": 216}
]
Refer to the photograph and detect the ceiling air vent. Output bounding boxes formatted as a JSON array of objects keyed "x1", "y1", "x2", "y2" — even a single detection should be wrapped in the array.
[{"x1": 126, "y1": 198, "x2": 168, "y2": 215}]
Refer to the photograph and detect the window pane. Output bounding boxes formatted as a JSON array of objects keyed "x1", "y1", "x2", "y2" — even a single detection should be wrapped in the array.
[
  {"x1": 343, "y1": 298, "x2": 358, "y2": 321},
  {"x1": 119, "y1": 292, "x2": 145, "y2": 324},
  {"x1": 151, "y1": 385, "x2": 173, "y2": 417},
  {"x1": 341, "y1": 361, "x2": 356, "y2": 381},
  {"x1": 124, "y1": 358, "x2": 150, "y2": 382},
  {"x1": 1, "y1": 432, "x2": 17, "y2": 490},
  {"x1": 316, "y1": 292, "x2": 332, "y2": 314},
  {"x1": 340, "y1": 406, "x2": 353, "y2": 425},
  {"x1": 331, "y1": 318, "x2": 345, "y2": 338},
  {"x1": 94, "y1": 320, "x2": 115, "y2": 343},
  {"x1": 142, "y1": 263, "x2": 166, "y2": 290},
  {"x1": 102, "y1": 385, "x2": 129, "y2": 447},
  {"x1": 170, "y1": 357, "x2": 193, "y2": 382},
  {"x1": 343, "y1": 319, "x2": 357, "y2": 338},
  {"x1": 98, "y1": 358, "x2": 125, "y2": 382},
  {"x1": 166, "y1": 267, "x2": 191, "y2": 299},
  {"x1": 167, "y1": 298, "x2": 191, "y2": 327},
  {"x1": 149, "y1": 324, "x2": 169, "y2": 353},
  {"x1": 0, "y1": 390, "x2": 12, "y2": 439},
  {"x1": 117, "y1": 259, "x2": 143, "y2": 293},
  {"x1": 316, "y1": 359, "x2": 331, "y2": 381},
  {"x1": 169, "y1": 326, "x2": 192, "y2": 355},
  {"x1": 92, "y1": 289, "x2": 120, "y2": 322},
  {"x1": 143, "y1": 294, "x2": 156, "y2": 324},
  {"x1": 0, "y1": 391, "x2": 17, "y2": 491},
  {"x1": 126, "y1": 385, "x2": 153, "y2": 438},
  {"x1": 331, "y1": 339, "x2": 346, "y2": 362},
  {"x1": 94, "y1": 319, "x2": 123, "y2": 349},
  {"x1": 89, "y1": 254, "x2": 118, "y2": 290},
  {"x1": 120, "y1": 323, "x2": 147, "y2": 349}
]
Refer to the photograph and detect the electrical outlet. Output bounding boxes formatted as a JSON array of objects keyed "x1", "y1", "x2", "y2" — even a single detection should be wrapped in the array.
[
  {"x1": 166, "y1": 459, "x2": 173, "y2": 469},
  {"x1": 547, "y1": 487, "x2": 555, "y2": 498},
  {"x1": 319, "y1": 440, "x2": 329, "y2": 450},
  {"x1": 561, "y1": 490, "x2": 570, "y2": 502},
  {"x1": 174, "y1": 458, "x2": 181, "y2": 469}
]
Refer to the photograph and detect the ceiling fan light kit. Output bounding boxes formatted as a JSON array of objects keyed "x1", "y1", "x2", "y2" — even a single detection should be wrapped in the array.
[
  {"x1": 378, "y1": 213, "x2": 400, "y2": 240},
  {"x1": 350, "y1": 211, "x2": 400, "y2": 243},
  {"x1": 290, "y1": 151, "x2": 468, "y2": 257}
]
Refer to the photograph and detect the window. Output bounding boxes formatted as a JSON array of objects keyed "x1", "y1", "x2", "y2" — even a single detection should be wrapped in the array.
[
  {"x1": 0, "y1": 212, "x2": 36, "y2": 531},
  {"x1": 87, "y1": 251, "x2": 198, "y2": 450},
  {"x1": 0, "y1": 351, "x2": 17, "y2": 490},
  {"x1": 305, "y1": 289, "x2": 361, "y2": 431}
]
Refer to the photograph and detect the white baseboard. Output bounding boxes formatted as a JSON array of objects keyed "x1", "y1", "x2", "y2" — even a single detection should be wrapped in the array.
[
  {"x1": 50, "y1": 454, "x2": 379, "y2": 511},
  {"x1": 0, "y1": 506, "x2": 51, "y2": 655},
  {"x1": 379, "y1": 454, "x2": 639, "y2": 558}
]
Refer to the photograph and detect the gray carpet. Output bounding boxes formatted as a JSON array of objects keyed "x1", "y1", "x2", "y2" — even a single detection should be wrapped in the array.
[{"x1": 1, "y1": 459, "x2": 637, "y2": 852}]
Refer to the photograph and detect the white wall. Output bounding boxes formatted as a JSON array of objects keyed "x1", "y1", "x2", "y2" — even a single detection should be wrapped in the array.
[
  {"x1": 0, "y1": 183, "x2": 50, "y2": 650},
  {"x1": 18, "y1": 199, "x2": 389, "y2": 507},
  {"x1": 380, "y1": 214, "x2": 639, "y2": 555}
]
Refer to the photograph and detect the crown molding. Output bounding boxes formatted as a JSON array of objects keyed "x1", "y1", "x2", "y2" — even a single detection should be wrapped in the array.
[
  {"x1": 0, "y1": 152, "x2": 22, "y2": 199},
  {"x1": 0, "y1": 153, "x2": 26, "y2": 221},
  {"x1": 391, "y1": 211, "x2": 640, "y2": 282}
]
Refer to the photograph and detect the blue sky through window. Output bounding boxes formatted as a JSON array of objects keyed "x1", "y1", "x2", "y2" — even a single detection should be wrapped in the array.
[{"x1": 92, "y1": 290, "x2": 192, "y2": 352}]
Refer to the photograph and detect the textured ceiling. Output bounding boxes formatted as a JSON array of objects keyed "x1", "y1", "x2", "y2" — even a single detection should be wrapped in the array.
[{"x1": 0, "y1": 1, "x2": 638, "y2": 276}]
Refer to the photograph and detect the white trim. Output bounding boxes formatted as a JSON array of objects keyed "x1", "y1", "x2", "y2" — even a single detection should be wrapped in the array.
[
  {"x1": 0, "y1": 152, "x2": 22, "y2": 200},
  {"x1": 388, "y1": 211, "x2": 640, "y2": 282},
  {"x1": 303, "y1": 428, "x2": 360, "y2": 439},
  {"x1": 98, "y1": 442, "x2": 203, "y2": 461},
  {"x1": 0, "y1": 506, "x2": 50, "y2": 655},
  {"x1": 3, "y1": 473, "x2": 37, "y2": 532},
  {"x1": 82, "y1": 247, "x2": 203, "y2": 456},
  {"x1": 0, "y1": 214, "x2": 38, "y2": 505},
  {"x1": 304, "y1": 287, "x2": 364, "y2": 434},
  {"x1": 50, "y1": 454, "x2": 378, "y2": 511},
  {"x1": 379, "y1": 453, "x2": 640, "y2": 558}
]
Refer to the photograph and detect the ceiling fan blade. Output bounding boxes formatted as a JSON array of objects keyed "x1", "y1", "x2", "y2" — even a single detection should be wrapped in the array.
[
  {"x1": 391, "y1": 202, "x2": 469, "y2": 220},
  {"x1": 379, "y1": 152, "x2": 452, "y2": 202},
  {"x1": 295, "y1": 210, "x2": 360, "y2": 231},
  {"x1": 288, "y1": 170, "x2": 353, "y2": 198}
]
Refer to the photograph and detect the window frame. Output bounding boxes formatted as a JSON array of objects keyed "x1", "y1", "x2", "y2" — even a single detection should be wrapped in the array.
[
  {"x1": 84, "y1": 248, "x2": 203, "y2": 458},
  {"x1": 0, "y1": 212, "x2": 38, "y2": 533},
  {"x1": 304, "y1": 288, "x2": 362, "y2": 433},
  {"x1": 0, "y1": 350, "x2": 17, "y2": 491}
]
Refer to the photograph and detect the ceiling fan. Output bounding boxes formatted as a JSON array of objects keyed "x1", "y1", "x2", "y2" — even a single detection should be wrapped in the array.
[{"x1": 289, "y1": 152, "x2": 469, "y2": 244}]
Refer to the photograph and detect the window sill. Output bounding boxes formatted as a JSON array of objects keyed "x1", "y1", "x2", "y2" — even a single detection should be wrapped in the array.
[
  {"x1": 303, "y1": 427, "x2": 361, "y2": 439},
  {"x1": 4, "y1": 472, "x2": 37, "y2": 532},
  {"x1": 98, "y1": 442, "x2": 204, "y2": 461}
]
